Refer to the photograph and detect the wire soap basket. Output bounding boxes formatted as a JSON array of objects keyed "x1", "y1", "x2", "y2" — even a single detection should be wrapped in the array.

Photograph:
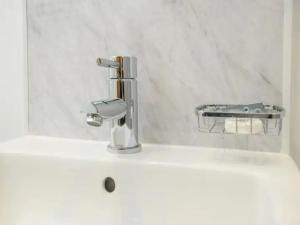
[{"x1": 195, "y1": 103, "x2": 285, "y2": 136}]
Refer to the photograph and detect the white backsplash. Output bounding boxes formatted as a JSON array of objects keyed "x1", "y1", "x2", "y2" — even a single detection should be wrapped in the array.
[{"x1": 28, "y1": 0, "x2": 283, "y2": 151}]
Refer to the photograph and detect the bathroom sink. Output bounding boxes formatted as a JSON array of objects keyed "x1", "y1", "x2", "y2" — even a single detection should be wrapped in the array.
[{"x1": 0, "y1": 136, "x2": 299, "y2": 225}]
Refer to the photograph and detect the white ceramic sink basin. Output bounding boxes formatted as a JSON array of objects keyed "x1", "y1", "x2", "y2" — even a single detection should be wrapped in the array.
[{"x1": 0, "y1": 136, "x2": 299, "y2": 225}]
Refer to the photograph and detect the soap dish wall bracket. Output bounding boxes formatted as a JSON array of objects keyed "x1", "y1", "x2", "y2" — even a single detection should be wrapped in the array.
[{"x1": 195, "y1": 103, "x2": 285, "y2": 136}]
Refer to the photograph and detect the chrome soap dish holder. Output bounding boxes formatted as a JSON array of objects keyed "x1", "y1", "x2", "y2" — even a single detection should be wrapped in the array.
[{"x1": 195, "y1": 103, "x2": 285, "y2": 136}]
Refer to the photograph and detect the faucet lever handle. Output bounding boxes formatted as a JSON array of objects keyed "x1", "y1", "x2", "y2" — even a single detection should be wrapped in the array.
[
  {"x1": 96, "y1": 56, "x2": 137, "y2": 79},
  {"x1": 96, "y1": 58, "x2": 120, "y2": 69}
]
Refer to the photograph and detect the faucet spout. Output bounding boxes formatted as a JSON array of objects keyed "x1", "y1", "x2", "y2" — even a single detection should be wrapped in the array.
[
  {"x1": 91, "y1": 98, "x2": 127, "y2": 120},
  {"x1": 86, "y1": 98, "x2": 127, "y2": 127}
]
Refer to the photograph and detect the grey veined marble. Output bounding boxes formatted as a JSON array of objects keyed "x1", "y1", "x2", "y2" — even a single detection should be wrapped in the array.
[{"x1": 27, "y1": 0, "x2": 284, "y2": 152}]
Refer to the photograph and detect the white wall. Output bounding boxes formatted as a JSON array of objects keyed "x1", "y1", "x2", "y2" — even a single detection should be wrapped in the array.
[
  {"x1": 0, "y1": 0, "x2": 27, "y2": 141},
  {"x1": 291, "y1": 0, "x2": 300, "y2": 166},
  {"x1": 27, "y1": 0, "x2": 283, "y2": 151}
]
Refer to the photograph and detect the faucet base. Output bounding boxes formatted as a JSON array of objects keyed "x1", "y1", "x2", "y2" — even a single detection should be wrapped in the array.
[{"x1": 107, "y1": 144, "x2": 142, "y2": 154}]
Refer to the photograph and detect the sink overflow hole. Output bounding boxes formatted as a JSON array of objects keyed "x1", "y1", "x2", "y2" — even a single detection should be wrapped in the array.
[{"x1": 104, "y1": 177, "x2": 115, "y2": 193}]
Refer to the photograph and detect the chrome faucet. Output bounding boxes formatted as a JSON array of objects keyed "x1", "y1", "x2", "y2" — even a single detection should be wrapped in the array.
[{"x1": 86, "y1": 56, "x2": 141, "y2": 153}]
